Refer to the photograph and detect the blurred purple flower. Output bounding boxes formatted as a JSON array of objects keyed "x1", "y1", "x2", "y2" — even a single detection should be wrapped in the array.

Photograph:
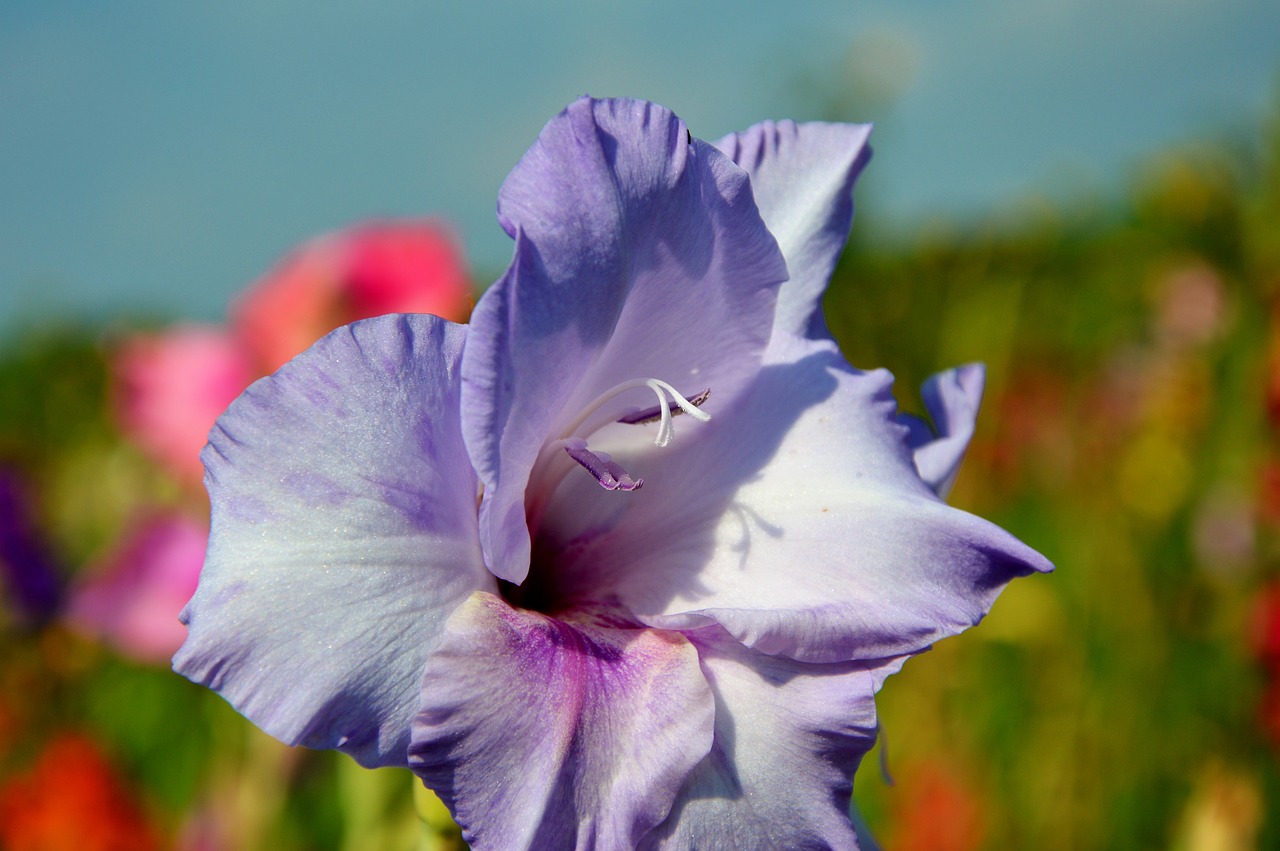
[
  {"x1": 0, "y1": 468, "x2": 61, "y2": 625},
  {"x1": 175, "y1": 97, "x2": 1050, "y2": 849},
  {"x1": 68, "y1": 514, "x2": 206, "y2": 663}
]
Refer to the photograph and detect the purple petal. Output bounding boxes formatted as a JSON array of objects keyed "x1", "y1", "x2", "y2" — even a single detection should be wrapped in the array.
[
  {"x1": 461, "y1": 96, "x2": 788, "y2": 584},
  {"x1": 901, "y1": 363, "x2": 985, "y2": 499},
  {"x1": 409, "y1": 592, "x2": 714, "y2": 851},
  {"x1": 644, "y1": 627, "x2": 902, "y2": 851},
  {"x1": 715, "y1": 121, "x2": 872, "y2": 343},
  {"x1": 174, "y1": 315, "x2": 495, "y2": 768},
  {"x1": 531, "y1": 340, "x2": 1051, "y2": 664}
]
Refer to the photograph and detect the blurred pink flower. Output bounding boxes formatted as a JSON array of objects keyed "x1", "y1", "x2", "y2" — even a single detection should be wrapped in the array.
[
  {"x1": 1153, "y1": 261, "x2": 1226, "y2": 349},
  {"x1": 114, "y1": 325, "x2": 252, "y2": 486},
  {"x1": 115, "y1": 221, "x2": 473, "y2": 486},
  {"x1": 232, "y1": 220, "x2": 473, "y2": 374},
  {"x1": 66, "y1": 514, "x2": 207, "y2": 663}
]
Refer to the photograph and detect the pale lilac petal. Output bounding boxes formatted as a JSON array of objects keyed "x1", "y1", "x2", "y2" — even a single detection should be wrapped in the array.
[
  {"x1": 462, "y1": 96, "x2": 788, "y2": 584},
  {"x1": 715, "y1": 121, "x2": 872, "y2": 343},
  {"x1": 645, "y1": 627, "x2": 902, "y2": 850},
  {"x1": 901, "y1": 363, "x2": 985, "y2": 499},
  {"x1": 408, "y1": 592, "x2": 714, "y2": 851},
  {"x1": 174, "y1": 315, "x2": 495, "y2": 768},
  {"x1": 532, "y1": 341, "x2": 1051, "y2": 663}
]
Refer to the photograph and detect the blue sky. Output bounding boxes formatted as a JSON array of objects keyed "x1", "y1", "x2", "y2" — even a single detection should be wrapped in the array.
[{"x1": 2, "y1": 0, "x2": 1277, "y2": 329}]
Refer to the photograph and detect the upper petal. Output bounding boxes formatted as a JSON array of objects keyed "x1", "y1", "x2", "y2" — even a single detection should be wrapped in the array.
[
  {"x1": 532, "y1": 339, "x2": 1051, "y2": 664},
  {"x1": 899, "y1": 363, "x2": 985, "y2": 499},
  {"x1": 408, "y1": 593, "x2": 714, "y2": 851},
  {"x1": 643, "y1": 627, "x2": 901, "y2": 851},
  {"x1": 173, "y1": 315, "x2": 495, "y2": 768},
  {"x1": 715, "y1": 121, "x2": 872, "y2": 344},
  {"x1": 462, "y1": 96, "x2": 788, "y2": 584}
]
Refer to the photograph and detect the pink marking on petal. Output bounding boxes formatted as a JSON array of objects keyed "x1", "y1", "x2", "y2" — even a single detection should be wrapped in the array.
[{"x1": 410, "y1": 592, "x2": 714, "y2": 850}]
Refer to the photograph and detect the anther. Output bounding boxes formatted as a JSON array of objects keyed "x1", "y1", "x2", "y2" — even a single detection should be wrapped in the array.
[
  {"x1": 563, "y1": 438, "x2": 643, "y2": 491},
  {"x1": 616, "y1": 388, "x2": 710, "y2": 426}
]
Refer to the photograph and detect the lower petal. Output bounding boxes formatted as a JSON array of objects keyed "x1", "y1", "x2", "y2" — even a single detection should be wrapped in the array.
[
  {"x1": 408, "y1": 592, "x2": 714, "y2": 851},
  {"x1": 644, "y1": 627, "x2": 901, "y2": 851}
]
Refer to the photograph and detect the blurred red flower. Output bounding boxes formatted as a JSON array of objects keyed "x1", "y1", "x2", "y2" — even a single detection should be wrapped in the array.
[
  {"x1": 0, "y1": 733, "x2": 163, "y2": 851},
  {"x1": 232, "y1": 220, "x2": 473, "y2": 375},
  {"x1": 886, "y1": 762, "x2": 987, "y2": 851},
  {"x1": 1248, "y1": 583, "x2": 1280, "y2": 745}
]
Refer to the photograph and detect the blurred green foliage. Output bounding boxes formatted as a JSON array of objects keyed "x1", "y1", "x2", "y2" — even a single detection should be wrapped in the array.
[
  {"x1": 3, "y1": 104, "x2": 1280, "y2": 849},
  {"x1": 841, "y1": 109, "x2": 1280, "y2": 851}
]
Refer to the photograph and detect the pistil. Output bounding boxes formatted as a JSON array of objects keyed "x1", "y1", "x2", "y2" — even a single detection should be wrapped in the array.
[
  {"x1": 528, "y1": 377, "x2": 713, "y2": 502},
  {"x1": 559, "y1": 378, "x2": 711, "y2": 448}
]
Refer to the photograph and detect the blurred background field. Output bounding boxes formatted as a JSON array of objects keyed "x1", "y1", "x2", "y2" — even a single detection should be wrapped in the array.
[
  {"x1": 3, "y1": 109, "x2": 1278, "y2": 849},
  {"x1": 4, "y1": 3, "x2": 1280, "y2": 849}
]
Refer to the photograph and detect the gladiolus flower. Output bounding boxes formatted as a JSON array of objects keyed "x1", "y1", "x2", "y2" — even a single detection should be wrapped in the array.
[{"x1": 175, "y1": 97, "x2": 1050, "y2": 849}]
